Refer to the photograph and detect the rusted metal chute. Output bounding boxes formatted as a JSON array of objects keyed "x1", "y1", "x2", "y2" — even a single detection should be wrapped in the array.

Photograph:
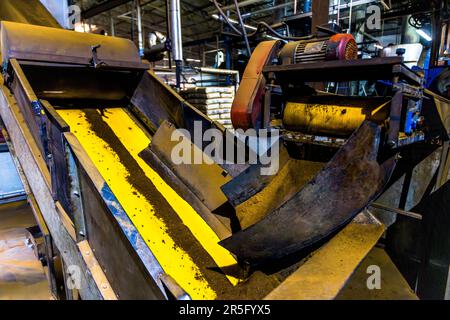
[{"x1": 220, "y1": 121, "x2": 396, "y2": 264}]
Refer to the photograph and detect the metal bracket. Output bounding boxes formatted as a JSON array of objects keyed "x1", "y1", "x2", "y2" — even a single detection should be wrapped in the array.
[
  {"x1": 65, "y1": 142, "x2": 87, "y2": 242},
  {"x1": 90, "y1": 45, "x2": 106, "y2": 69}
]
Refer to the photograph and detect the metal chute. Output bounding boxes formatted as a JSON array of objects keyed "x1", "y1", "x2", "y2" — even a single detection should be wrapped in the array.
[{"x1": 220, "y1": 121, "x2": 396, "y2": 264}]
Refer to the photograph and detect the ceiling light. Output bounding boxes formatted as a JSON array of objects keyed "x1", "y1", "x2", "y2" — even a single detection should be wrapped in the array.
[
  {"x1": 186, "y1": 58, "x2": 201, "y2": 63},
  {"x1": 416, "y1": 29, "x2": 432, "y2": 42}
]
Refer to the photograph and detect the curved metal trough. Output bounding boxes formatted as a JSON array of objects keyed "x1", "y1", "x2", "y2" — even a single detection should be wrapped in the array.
[{"x1": 220, "y1": 121, "x2": 397, "y2": 264}]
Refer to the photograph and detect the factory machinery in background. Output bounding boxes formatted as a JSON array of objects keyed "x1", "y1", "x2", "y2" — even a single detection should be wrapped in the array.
[
  {"x1": 223, "y1": 32, "x2": 437, "y2": 262},
  {"x1": 0, "y1": 1, "x2": 448, "y2": 300},
  {"x1": 222, "y1": 29, "x2": 449, "y2": 299}
]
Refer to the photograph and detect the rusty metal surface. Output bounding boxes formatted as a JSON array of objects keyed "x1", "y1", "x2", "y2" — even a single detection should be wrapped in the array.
[
  {"x1": 131, "y1": 71, "x2": 249, "y2": 178},
  {"x1": 148, "y1": 121, "x2": 232, "y2": 212},
  {"x1": 264, "y1": 57, "x2": 423, "y2": 86},
  {"x1": 235, "y1": 158, "x2": 324, "y2": 230},
  {"x1": 221, "y1": 144, "x2": 325, "y2": 229},
  {"x1": 221, "y1": 145, "x2": 291, "y2": 208},
  {"x1": 1, "y1": 21, "x2": 147, "y2": 70},
  {"x1": 1, "y1": 22, "x2": 147, "y2": 105},
  {"x1": 220, "y1": 121, "x2": 396, "y2": 264}
]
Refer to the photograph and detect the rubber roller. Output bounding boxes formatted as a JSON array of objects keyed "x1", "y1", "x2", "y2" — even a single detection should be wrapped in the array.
[{"x1": 282, "y1": 102, "x2": 389, "y2": 136}]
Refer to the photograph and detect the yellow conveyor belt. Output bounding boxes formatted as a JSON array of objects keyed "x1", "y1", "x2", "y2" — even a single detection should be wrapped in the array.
[{"x1": 57, "y1": 108, "x2": 239, "y2": 300}]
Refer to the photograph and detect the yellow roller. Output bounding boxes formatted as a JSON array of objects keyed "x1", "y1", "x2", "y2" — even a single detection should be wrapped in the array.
[
  {"x1": 283, "y1": 102, "x2": 389, "y2": 136},
  {"x1": 58, "y1": 108, "x2": 239, "y2": 300}
]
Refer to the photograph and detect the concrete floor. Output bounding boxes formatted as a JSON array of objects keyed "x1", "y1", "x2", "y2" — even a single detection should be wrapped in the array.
[{"x1": 0, "y1": 201, "x2": 52, "y2": 300}]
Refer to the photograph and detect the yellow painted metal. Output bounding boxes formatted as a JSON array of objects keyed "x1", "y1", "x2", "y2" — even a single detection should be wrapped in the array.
[
  {"x1": 264, "y1": 211, "x2": 385, "y2": 300},
  {"x1": 337, "y1": 247, "x2": 418, "y2": 300},
  {"x1": 57, "y1": 108, "x2": 239, "y2": 300},
  {"x1": 283, "y1": 102, "x2": 389, "y2": 136},
  {"x1": 102, "y1": 109, "x2": 239, "y2": 284}
]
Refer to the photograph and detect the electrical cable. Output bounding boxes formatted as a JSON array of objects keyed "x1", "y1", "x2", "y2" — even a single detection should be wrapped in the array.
[
  {"x1": 233, "y1": 0, "x2": 252, "y2": 56},
  {"x1": 212, "y1": 0, "x2": 314, "y2": 41},
  {"x1": 250, "y1": 21, "x2": 314, "y2": 40},
  {"x1": 212, "y1": 0, "x2": 243, "y2": 35}
]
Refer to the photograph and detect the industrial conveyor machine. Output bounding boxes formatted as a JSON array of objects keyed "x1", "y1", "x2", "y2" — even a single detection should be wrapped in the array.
[
  {"x1": 0, "y1": 20, "x2": 448, "y2": 300},
  {"x1": 221, "y1": 37, "x2": 436, "y2": 261}
]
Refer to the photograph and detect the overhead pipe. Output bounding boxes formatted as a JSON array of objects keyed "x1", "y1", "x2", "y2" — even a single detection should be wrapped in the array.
[
  {"x1": 242, "y1": 2, "x2": 298, "y2": 18},
  {"x1": 170, "y1": 0, "x2": 183, "y2": 88},
  {"x1": 110, "y1": 13, "x2": 116, "y2": 37},
  {"x1": 136, "y1": 0, "x2": 144, "y2": 56},
  {"x1": 348, "y1": 0, "x2": 354, "y2": 34},
  {"x1": 130, "y1": 4, "x2": 135, "y2": 41},
  {"x1": 212, "y1": 0, "x2": 314, "y2": 41},
  {"x1": 195, "y1": 67, "x2": 240, "y2": 85},
  {"x1": 330, "y1": 0, "x2": 377, "y2": 10},
  {"x1": 165, "y1": 0, "x2": 173, "y2": 69},
  {"x1": 211, "y1": 0, "x2": 266, "y2": 13},
  {"x1": 233, "y1": 0, "x2": 252, "y2": 56},
  {"x1": 82, "y1": 0, "x2": 132, "y2": 20},
  {"x1": 336, "y1": 0, "x2": 341, "y2": 25}
]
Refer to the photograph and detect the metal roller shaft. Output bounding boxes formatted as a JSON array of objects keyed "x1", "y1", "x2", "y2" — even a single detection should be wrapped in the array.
[{"x1": 283, "y1": 102, "x2": 389, "y2": 137}]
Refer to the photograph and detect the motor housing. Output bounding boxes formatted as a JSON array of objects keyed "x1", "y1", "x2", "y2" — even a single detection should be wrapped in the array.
[{"x1": 279, "y1": 34, "x2": 358, "y2": 65}]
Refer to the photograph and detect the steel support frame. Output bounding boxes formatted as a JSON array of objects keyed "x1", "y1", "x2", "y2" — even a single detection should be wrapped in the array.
[
  {"x1": 82, "y1": 0, "x2": 133, "y2": 20},
  {"x1": 0, "y1": 83, "x2": 116, "y2": 300}
]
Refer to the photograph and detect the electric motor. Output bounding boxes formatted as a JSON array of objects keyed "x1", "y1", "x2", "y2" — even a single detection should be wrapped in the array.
[{"x1": 279, "y1": 34, "x2": 358, "y2": 65}]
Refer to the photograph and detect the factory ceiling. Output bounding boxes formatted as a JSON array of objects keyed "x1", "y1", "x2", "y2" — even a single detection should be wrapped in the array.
[
  {"x1": 72, "y1": 0, "x2": 439, "y2": 64},
  {"x1": 74, "y1": 1, "x2": 278, "y2": 45}
]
